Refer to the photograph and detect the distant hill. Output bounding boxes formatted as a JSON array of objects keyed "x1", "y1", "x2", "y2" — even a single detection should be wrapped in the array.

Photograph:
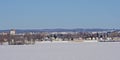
[{"x1": 0, "y1": 28, "x2": 119, "y2": 33}]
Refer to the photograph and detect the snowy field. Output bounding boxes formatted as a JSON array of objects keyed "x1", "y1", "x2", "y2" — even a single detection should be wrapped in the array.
[{"x1": 0, "y1": 42, "x2": 120, "y2": 60}]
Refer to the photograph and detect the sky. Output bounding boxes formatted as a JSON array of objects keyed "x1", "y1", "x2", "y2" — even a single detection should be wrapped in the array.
[{"x1": 0, "y1": 0, "x2": 120, "y2": 29}]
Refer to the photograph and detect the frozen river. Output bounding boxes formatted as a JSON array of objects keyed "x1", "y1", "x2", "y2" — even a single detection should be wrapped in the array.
[{"x1": 0, "y1": 42, "x2": 120, "y2": 60}]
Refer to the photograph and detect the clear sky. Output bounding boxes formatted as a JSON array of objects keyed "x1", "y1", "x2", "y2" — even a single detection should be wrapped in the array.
[{"x1": 0, "y1": 0, "x2": 120, "y2": 29}]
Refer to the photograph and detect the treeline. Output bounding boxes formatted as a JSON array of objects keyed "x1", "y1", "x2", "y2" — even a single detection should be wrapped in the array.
[{"x1": 0, "y1": 31, "x2": 120, "y2": 45}]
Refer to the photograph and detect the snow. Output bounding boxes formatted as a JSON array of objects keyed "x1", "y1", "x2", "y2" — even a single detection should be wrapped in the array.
[
  {"x1": 83, "y1": 40, "x2": 98, "y2": 42},
  {"x1": 35, "y1": 41, "x2": 69, "y2": 44},
  {"x1": 0, "y1": 42, "x2": 120, "y2": 60}
]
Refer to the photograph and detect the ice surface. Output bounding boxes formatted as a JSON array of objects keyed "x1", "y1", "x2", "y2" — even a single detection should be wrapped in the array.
[{"x1": 0, "y1": 42, "x2": 120, "y2": 60}]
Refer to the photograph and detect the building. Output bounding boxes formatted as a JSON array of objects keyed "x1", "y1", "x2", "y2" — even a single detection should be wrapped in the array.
[{"x1": 10, "y1": 29, "x2": 16, "y2": 35}]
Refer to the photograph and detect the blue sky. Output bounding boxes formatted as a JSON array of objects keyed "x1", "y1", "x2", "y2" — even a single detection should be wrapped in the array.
[{"x1": 0, "y1": 0, "x2": 120, "y2": 29}]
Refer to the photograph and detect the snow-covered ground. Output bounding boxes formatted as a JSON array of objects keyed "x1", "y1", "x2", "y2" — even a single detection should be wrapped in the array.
[
  {"x1": 83, "y1": 40, "x2": 98, "y2": 42},
  {"x1": 0, "y1": 42, "x2": 120, "y2": 60},
  {"x1": 36, "y1": 41, "x2": 69, "y2": 44}
]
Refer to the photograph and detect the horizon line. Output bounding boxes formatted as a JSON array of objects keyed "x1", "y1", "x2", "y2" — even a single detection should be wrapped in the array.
[{"x1": 0, "y1": 28, "x2": 119, "y2": 30}]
